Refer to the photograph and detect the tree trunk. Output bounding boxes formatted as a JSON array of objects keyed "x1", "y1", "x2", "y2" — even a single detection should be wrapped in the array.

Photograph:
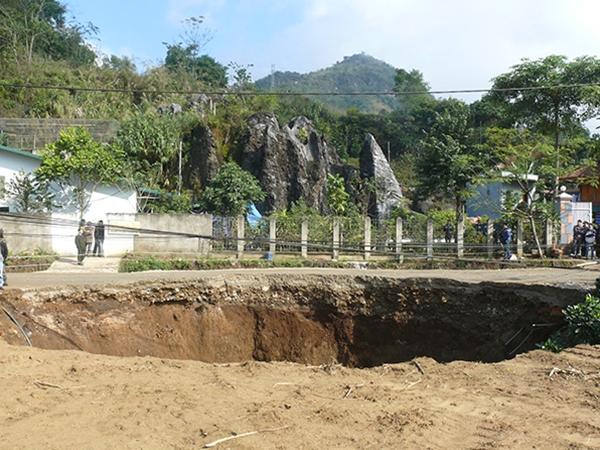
[
  {"x1": 553, "y1": 105, "x2": 560, "y2": 200},
  {"x1": 529, "y1": 215, "x2": 545, "y2": 259}
]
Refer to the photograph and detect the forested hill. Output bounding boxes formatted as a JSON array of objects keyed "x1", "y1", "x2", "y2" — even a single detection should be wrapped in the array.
[{"x1": 254, "y1": 53, "x2": 399, "y2": 113}]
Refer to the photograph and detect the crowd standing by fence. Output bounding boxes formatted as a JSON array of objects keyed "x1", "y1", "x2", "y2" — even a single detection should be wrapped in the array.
[
  {"x1": 215, "y1": 214, "x2": 557, "y2": 262},
  {"x1": 0, "y1": 212, "x2": 559, "y2": 264}
]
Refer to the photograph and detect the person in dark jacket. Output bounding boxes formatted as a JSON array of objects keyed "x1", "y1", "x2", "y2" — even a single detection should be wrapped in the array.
[
  {"x1": 501, "y1": 223, "x2": 512, "y2": 260},
  {"x1": 84, "y1": 221, "x2": 94, "y2": 256},
  {"x1": 443, "y1": 220, "x2": 454, "y2": 243},
  {"x1": 75, "y1": 227, "x2": 87, "y2": 265},
  {"x1": 0, "y1": 229, "x2": 8, "y2": 289},
  {"x1": 585, "y1": 222, "x2": 596, "y2": 260},
  {"x1": 92, "y1": 220, "x2": 105, "y2": 257},
  {"x1": 571, "y1": 219, "x2": 585, "y2": 258}
]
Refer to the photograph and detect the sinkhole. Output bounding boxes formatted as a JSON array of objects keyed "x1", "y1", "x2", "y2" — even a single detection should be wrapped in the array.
[{"x1": 0, "y1": 274, "x2": 586, "y2": 368}]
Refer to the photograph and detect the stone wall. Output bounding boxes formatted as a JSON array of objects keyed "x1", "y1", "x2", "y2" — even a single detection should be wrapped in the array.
[{"x1": 0, "y1": 118, "x2": 120, "y2": 153}]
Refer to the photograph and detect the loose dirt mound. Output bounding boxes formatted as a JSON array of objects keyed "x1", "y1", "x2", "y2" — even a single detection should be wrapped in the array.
[{"x1": 1, "y1": 342, "x2": 600, "y2": 449}]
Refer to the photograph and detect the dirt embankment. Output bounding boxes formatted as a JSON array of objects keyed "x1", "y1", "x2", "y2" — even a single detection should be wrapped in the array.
[{"x1": 0, "y1": 273, "x2": 590, "y2": 366}]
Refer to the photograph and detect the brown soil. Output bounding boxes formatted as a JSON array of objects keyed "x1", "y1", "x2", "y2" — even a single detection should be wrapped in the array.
[{"x1": 1, "y1": 272, "x2": 600, "y2": 449}]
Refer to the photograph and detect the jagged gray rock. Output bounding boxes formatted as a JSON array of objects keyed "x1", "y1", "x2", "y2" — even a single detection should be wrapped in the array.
[
  {"x1": 234, "y1": 113, "x2": 346, "y2": 214},
  {"x1": 360, "y1": 134, "x2": 403, "y2": 221},
  {"x1": 196, "y1": 115, "x2": 403, "y2": 219},
  {"x1": 186, "y1": 125, "x2": 220, "y2": 191}
]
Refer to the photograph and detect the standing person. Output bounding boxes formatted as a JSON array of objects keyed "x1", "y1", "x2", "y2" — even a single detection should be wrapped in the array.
[
  {"x1": 501, "y1": 223, "x2": 512, "y2": 260},
  {"x1": 595, "y1": 222, "x2": 600, "y2": 259},
  {"x1": 0, "y1": 229, "x2": 8, "y2": 290},
  {"x1": 84, "y1": 221, "x2": 94, "y2": 256},
  {"x1": 571, "y1": 219, "x2": 585, "y2": 258},
  {"x1": 93, "y1": 220, "x2": 105, "y2": 257},
  {"x1": 443, "y1": 220, "x2": 454, "y2": 243},
  {"x1": 75, "y1": 226, "x2": 87, "y2": 265},
  {"x1": 585, "y1": 222, "x2": 596, "y2": 260}
]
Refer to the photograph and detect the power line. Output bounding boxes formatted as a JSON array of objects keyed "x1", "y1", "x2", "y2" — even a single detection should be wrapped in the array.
[{"x1": 0, "y1": 81, "x2": 599, "y2": 97}]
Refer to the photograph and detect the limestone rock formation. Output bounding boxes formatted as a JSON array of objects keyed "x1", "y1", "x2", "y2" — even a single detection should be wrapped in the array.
[
  {"x1": 360, "y1": 134, "x2": 403, "y2": 221},
  {"x1": 185, "y1": 125, "x2": 220, "y2": 191},
  {"x1": 199, "y1": 114, "x2": 404, "y2": 219},
  {"x1": 234, "y1": 113, "x2": 347, "y2": 214}
]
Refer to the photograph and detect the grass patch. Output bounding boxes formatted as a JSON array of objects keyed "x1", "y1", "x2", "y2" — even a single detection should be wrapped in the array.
[
  {"x1": 6, "y1": 249, "x2": 60, "y2": 273},
  {"x1": 119, "y1": 253, "x2": 570, "y2": 273}
]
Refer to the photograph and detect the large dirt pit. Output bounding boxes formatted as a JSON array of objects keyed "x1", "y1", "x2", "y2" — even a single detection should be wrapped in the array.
[
  {"x1": 2, "y1": 273, "x2": 600, "y2": 449},
  {"x1": 0, "y1": 274, "x2": 585, "y2": 365}
]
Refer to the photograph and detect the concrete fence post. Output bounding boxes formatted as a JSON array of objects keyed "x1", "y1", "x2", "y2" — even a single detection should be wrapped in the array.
[
  {"x1": 364, "y1": 216, "x2": 371, "y2": 261},
  {"x1": 457, "y1": 213, "x2": 464, "y2": 258},
  {"x1": 236, "y1": 215, "x2": 245, "y2": 260},
  {"x1": 487, "y1": 219, "x2": 494, "y2": 259},
  {"x1": 269, "y1": 216, "x2": 277, "y2": 258},
  {"x1": 426, "y1": 217, "x2": 434, "y2": 260},
  {"x1": 301, "y1": 217, "x2": 308, "y2": 258},
  {"x1": 517, "y1": 219, "x2": 524, "y2": 259},
  {"x1": 332, "y1": 217, "x2": 340, "y2": 261},
  {"x1": 396, "y1": 217, "x2": 403, "y2": 263},
  {"x1": 545, "y1": 219, "x2": 553, "y2": 256}
]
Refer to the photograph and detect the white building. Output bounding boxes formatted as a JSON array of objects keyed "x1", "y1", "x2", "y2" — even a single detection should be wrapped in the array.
[
  {"x1": 0, "y1": 145, "x2": 43, "y2": 212},
  {"x1": 0, "y1": 144, "x2": 138, "y2": 256}
]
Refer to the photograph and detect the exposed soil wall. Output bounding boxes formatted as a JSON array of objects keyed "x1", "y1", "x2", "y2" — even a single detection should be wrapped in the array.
[{"x1": 0, "y1": 274, "x2": 588, "y2": 367}]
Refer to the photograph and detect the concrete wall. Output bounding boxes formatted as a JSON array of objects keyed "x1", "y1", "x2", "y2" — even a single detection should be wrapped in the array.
[
  {"x1": 0, "y1": 213, "x2": 53, "y2": 253},
  {"x1": 134, "y1": 214, "x2": 212, "y2": 256},
  {"x1": 0, "y1": 212, "x2": 212, "y2": 257}
]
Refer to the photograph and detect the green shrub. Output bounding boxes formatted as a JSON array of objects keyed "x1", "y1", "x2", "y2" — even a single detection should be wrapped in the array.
[
  {"x1": 6, "y1": 249, "x2": 60, "y2": 273},
  {"x1": 538, "y1": 287, "x2": 600, "y2": 353},
  {"x1": 174, "y1": 259, "x2": 192, "y2": 270},
  {"x1": 564, "y1": 294, "x2": 600, "y2": 345}
]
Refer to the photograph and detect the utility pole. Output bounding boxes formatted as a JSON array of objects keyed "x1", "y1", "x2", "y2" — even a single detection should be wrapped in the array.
[{"x1": 178, "y1": 140, "x2": 182, "y2": 195}]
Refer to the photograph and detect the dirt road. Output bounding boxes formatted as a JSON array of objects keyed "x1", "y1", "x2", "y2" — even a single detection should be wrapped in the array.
[{"x1": 6, "y1": 256, "x2": 600, "y2": 290}]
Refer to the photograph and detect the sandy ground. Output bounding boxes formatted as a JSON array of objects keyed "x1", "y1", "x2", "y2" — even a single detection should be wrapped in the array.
[
  {"x1": 2, "y1": 262, "x2": 600, "y2": 449},
  {"x1": 1, "y1": 341, "x2": 600, "y2": 449}
]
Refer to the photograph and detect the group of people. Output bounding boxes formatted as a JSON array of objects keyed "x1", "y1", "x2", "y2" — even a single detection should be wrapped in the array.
[
  {"x1": 571, "y1": 219, "x2": 599, "y2": 260},
  {"x1": 75, "y1": 219, "x2": 105, "y2": 265},
  {"x1": 444, "y1": 220, "x2": 514, "y2": 260}
]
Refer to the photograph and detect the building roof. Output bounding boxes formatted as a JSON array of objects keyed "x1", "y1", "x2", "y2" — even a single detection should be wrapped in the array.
[
  {"x1": 560, "y1": 166, "x2": 599, "y2": 183},
  {"x1": 0, "y1": 144, "x2": 42, "y2": 160}
]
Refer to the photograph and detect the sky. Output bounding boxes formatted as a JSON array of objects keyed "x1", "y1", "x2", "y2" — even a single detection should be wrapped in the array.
[{"x1": 63, "y1": 0, "x2": 600, "y2": 103}]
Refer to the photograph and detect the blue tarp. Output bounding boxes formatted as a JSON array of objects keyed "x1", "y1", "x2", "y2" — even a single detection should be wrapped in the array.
[{"x1": 247, "y1": 203, "x2": 262, "y2": 227}]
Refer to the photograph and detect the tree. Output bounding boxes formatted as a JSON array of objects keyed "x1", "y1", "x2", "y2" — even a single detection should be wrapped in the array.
[
  {"x1": 481, "y1": 127, "x2": 557, "y2": 257},
  {"x1": 164, "y1": 44, "x2": 227, "y2": 87},
  {"x1": 1, "y1": 168, "x2": 57, "y2": 212},
  {"x1": 163, "y1": 16, "x2": 226, "y2": 88},
  {"x1": 115, "y1": 112, "x2": 198, "y2": 198},
  {"x1": 0, "y1": 0, "x2": 96, "y2": 65},
  {"x1": 486, "y1": 55, "x2": 600, "y2": 197},
  {"x1": 198, "y1": 162, "x2": 265, "y2": 216},
  {"x1": 392, "y1": 68, "x2": 436, "y2": 112},
  {"x1": 36, "y1": 127, "x2": 125, "y2": 217},
  {"x1": 416, "y1": 99, "x2": 489, "y2": 221},
  {"x1": 326, "y1": 173, "x2": 350, "y2": 215}
]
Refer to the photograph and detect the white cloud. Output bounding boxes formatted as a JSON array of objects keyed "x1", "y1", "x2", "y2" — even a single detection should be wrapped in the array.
[
  {"x1": 239, "y1": 0, "x2": 600, "y2": 101},
  {"x1": 166, "y1": 0, "x2": 227, "y2": 27}
]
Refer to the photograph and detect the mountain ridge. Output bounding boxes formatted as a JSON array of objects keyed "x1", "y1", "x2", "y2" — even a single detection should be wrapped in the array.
[{"x1": 254, "y1": 53, "x2": 400, "y2": 113}]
